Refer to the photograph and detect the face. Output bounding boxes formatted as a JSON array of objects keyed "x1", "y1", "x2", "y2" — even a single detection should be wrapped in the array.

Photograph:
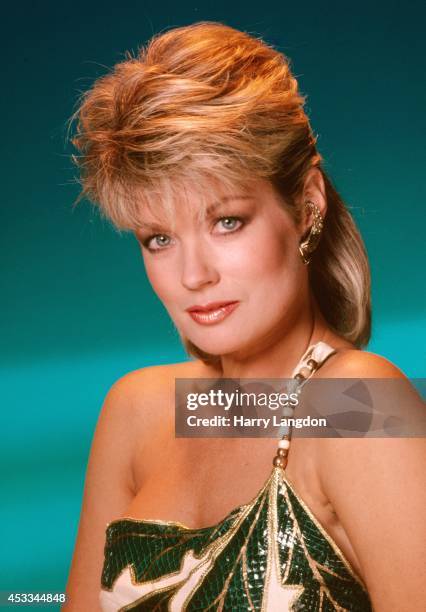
[{"x1": 134, "y1": 179, "x2": 309, "y2": 359}]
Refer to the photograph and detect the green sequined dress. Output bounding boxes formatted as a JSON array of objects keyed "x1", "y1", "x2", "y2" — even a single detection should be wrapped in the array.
[{"x1": 99, "y1": 343, "x2": 373, "y2": 611}]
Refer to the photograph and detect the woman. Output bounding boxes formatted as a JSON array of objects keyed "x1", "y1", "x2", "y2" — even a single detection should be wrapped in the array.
[{"x1": 64, "y1": 22, "x2": 425, "y2": 611}]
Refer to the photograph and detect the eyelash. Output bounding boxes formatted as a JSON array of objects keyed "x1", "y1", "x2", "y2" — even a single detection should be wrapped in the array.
[{"x1": 142, "y1": 216, "x2": 246, "y2": 253}]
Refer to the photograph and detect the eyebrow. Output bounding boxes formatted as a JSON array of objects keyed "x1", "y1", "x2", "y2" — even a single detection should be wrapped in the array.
[
  {"x1": 205, "y1": 195, "x2": 254, "y2": 215},
  {"x1": 136, "y1": 196, "x2": 254, "y2": 233},
  {"x1": 136, "y1": 221, "x2": 168, "y2": 233}
]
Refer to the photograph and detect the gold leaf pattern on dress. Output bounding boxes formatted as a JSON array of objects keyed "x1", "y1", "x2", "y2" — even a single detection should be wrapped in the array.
[{"x1": 100, "y1": 467, "x2": 372, "y2": 611}]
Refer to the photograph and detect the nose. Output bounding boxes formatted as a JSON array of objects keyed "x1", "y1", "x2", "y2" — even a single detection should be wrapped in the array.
[{"x1": 180, "y1": 240, "x2": 220, "y2": 291}]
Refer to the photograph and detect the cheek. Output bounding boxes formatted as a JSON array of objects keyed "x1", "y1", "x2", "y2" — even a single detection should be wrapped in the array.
[
  {"x1": 143, "y1": 256, "x2": 176, "y2": 303},
  {"x1": 222, "y1": 227, "x2": 298, "y2": 283}
]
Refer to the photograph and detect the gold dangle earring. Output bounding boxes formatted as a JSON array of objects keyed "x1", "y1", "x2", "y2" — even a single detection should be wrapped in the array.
[{"x1": 298, "y1": 200, "x2": 324, "y2": 265}]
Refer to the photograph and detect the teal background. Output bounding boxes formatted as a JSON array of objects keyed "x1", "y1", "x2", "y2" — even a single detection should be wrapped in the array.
[{"x1": 1, "y1": 0, "x2": 425, "y2": 606}]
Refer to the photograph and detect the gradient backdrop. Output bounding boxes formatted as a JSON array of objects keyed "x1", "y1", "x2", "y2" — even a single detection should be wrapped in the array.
[{"x1": 1, "y1": 0, "x2": 425, "y2": 607}]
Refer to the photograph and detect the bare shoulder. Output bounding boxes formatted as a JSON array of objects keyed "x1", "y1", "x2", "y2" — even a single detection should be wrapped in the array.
[
  {"x1": 97, "y1": 357, "x2": 220, "y2": 464},
  {"x1": 317, "y1": 347, "x2": 407, "y2": 378},
  {"x1": 316, "y1": 435, "x2": 426, "y2": 608},
  {"x1": 116, "y1": 357, "x2": 218, "y2": 390},
  {"x1": 312, "y1": 347, "x2": 416, "y2": 494},
  {"x1": 315, "y1": 346, "x2": 424, "y2": 473},
  {"x1": 313, "y1": 350, "x2": 426, "y2": 607},
  {"x1": 104, "y1": 358, "x2": 219, "y2": 424},
  {"x1": 64, "y1": 357, "x2": 218, "y2": 610}
]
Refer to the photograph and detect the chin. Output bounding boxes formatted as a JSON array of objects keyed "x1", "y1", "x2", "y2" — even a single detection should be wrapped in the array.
[{"x1": 185, "y1": 332, "x2": 252, "y2": 358}]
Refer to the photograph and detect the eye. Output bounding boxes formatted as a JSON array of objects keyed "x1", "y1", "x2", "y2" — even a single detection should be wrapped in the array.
[
  {"x1": 214, "y1": 216, "x2": 244, "y2": 234},
  {"x1": 144, "y1": 234, "x2": 173, "y2": 252}
]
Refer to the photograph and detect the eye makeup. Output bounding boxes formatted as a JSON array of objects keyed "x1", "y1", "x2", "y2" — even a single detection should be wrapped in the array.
[{"x1": 135, "y1": 198, "x2": 257, "y2": 253}]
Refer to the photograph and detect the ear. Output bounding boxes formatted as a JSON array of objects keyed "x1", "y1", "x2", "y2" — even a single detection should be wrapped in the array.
[{"x1": 299, "y1": 167, "x2": 327, "y2": 235}]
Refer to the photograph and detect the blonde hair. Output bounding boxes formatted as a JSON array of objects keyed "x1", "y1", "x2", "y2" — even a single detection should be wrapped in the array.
[{"x1": 69, "y1": 21, "x2": 371, "y2": 356}]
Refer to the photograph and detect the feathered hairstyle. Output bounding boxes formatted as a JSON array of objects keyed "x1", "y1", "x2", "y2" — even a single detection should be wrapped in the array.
[{"x1": 69, "y1": 21, "x2": 371, "y2": 356}]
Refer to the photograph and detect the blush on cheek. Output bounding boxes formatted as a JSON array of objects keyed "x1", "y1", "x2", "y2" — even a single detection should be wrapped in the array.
[
  {"x1": 241, "y1": 234, "x2": 295, "y2": 281},
  {"x1": 143, "y1": 260, "x2": 170, "y2": 300}
]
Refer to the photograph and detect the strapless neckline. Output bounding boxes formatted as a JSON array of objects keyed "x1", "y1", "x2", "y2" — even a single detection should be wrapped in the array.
[{"x1": 104, "y1": 465, "x2": 367, "y2": 591}]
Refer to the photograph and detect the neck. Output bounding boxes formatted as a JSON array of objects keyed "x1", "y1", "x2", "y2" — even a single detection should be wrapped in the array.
[{"x1": 219, "y1": 298, "x2": 330, "y2": 379}]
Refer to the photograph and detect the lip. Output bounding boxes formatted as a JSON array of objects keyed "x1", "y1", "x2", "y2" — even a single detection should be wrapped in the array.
[{"x1": 186, "y1": 301, "x2": 240, "y2": 326}]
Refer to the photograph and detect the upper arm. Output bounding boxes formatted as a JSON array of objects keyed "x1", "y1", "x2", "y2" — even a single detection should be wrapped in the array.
[
  {"x1": 319, "y1": 437, "x2": 426, "y2": 611},
  {"x1": 63, "y1": 372, "x2": 143, "y2": 611},
  {"x1": 318, "y1": 351, "x2": 426, "y2": 611}
]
